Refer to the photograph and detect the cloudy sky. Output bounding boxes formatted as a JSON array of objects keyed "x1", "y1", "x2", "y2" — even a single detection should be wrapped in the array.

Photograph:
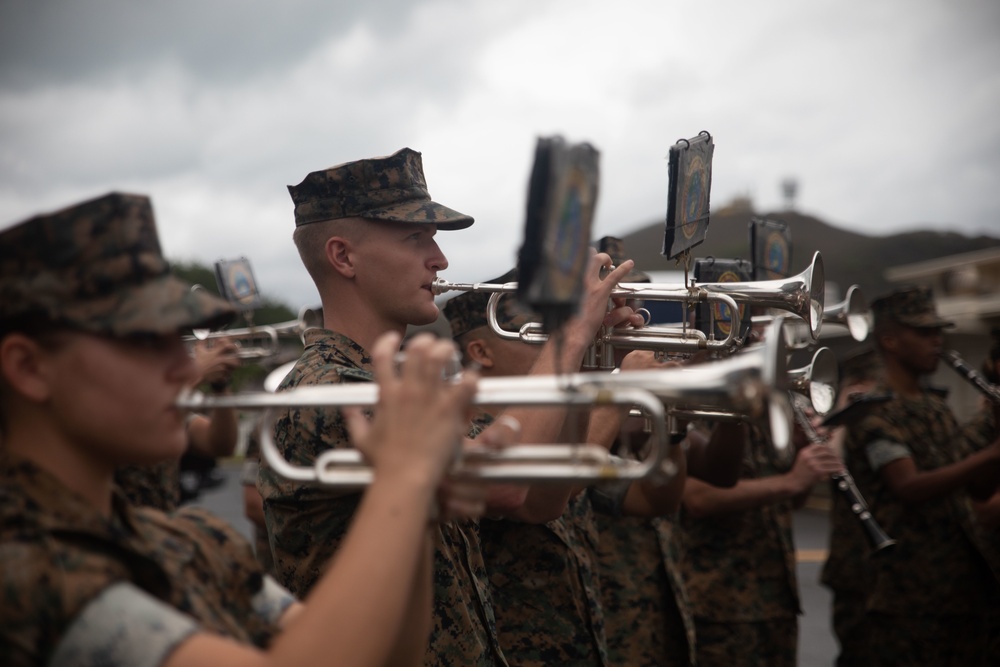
[{"x1": 2, "y1": 0, "x2": 998, "y2": 309}]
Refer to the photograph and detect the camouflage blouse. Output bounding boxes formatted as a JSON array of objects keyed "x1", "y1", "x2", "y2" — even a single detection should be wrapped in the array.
[
  {"x1": 0, "y1": 457, "x2": 289, "y2": 666},
  {"x1": 677, "y1": 432, "x2": 800, "y2": 623},
  {"x1": 258, "y1": 328, "x2": 508, "y2": 667},
  {"x1": 841, "y1": 385, "x2": 1000, "y2": 615}
]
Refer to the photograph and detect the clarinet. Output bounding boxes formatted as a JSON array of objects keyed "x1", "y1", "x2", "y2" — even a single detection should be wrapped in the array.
[
  {"x1": 940, "y1": 350, "x2": 1000, "y2": 404},
  {"x1": 790, "y1": 396, "x2": 897, "y2": 553}
]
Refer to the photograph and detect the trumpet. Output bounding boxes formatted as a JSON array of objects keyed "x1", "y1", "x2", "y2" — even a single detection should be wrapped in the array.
[
  {"x1": 433, "y1": 251, "x2": 825, "y2": 355},
  {"x1": 788, "y1": 346, "x2": 839, "y2": 415},
  {"x1": 756, "y1": 283, "x2": 870, "y2": 350},
  {"x1": 186, "y1": 306, "x2": 324, "y2": 360},
  {"x1": 177, "y1": 321, "x2": 790, "y2": 486},
  {"x1": 628, "y1": 318, "x2": 796, "y2": 468},
  {"x1": 824, "y1": 285, "x2": 871, "y2": 343}
]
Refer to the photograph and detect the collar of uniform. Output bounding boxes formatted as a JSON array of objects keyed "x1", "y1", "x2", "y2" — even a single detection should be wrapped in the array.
[
  {"x1": 301, "y1": 327, "x2": 374, "y2": 372},
  {"x1": 0, "y1": 455, "x2": 144, "y2": 540}
]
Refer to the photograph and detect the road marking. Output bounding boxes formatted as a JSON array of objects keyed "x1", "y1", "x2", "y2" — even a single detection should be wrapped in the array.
[{"x1": 796, "y1": 549, "x2": 828, "y2": 563}]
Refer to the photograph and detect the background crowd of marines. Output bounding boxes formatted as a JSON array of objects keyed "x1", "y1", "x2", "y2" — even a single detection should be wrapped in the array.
[{"x1": 1, "y1": 147, "x2": 998, "y2": 666}]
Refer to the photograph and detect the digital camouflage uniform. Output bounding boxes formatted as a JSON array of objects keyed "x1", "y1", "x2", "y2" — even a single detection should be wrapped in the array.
[
  {"x1": 259, "y1": 330, "x2": 507, "y2": 667},
  {"x1": 447, "y1": 280, "x2": 610, "y2": 665},
  {"x1": 0, "y1": 458, "x2": 293, "y2": 666},
  {"x1": 678, "y1": 431, "x2": 800, "y2": 667},
  {"x1": 0, "y1": 192, "x2": 306, "y2": 666},
  {"x1": 590, "y1": 496, "x2": 695, "y2": 667},
  {"x1": 475, "y1": 408, "x2": 607, "y2": 666},
  {"x1": 115, "y1": 459, "x2": 182, "y2": 511},
  {"x1": 841, "y1": 384, "x2": 1000, "y2": 665}
]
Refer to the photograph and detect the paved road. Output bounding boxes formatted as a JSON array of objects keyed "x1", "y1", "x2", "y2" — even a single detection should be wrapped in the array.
[{"x1": 193, "y1": 461, "x2": 841, "y2": 666}]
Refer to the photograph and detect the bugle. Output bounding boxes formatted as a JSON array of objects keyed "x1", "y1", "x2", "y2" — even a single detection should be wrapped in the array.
[
  {"x1": 941, "y1": 349, "x2": 1000, "y2": 403},
  {"x1": 824, "y1": 285, "x2": 871, "y2": 342},
  {"x1": 179, "y1": 381, "x2": 672, "y2": 487},
  {"x1": 790, "y1": 394, "x2": 896, "y2": 553},
  {"x1": 185, "y1": 306, "x2": 323, "y2": 360},
  {"x1": 663, "y1": 319, "x2": 795, "y2": 468},
  {"x1": 788, "y1": 346, "x2": 839, "y2": 415}
]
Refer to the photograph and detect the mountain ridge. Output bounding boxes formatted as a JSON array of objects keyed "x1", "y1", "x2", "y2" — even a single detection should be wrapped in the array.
[{"x1": 617, "y1": 203, "x2": 1000, "y2": 298}]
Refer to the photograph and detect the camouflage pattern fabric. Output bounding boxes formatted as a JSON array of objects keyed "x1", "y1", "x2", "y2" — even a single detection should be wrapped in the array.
[
  {"x1": 115, "y1": 459, "x2": 181, "y2": 512},
  {"x1": 870, "y1": 285, "x2": 953, "y2": 329},
  {"x1": 287, "y1": 147, "x2": 474, "y2": 229},
  {"x1": 693, "y1": 617, "x2": 797, "y2": 667},
  {"x1": 480, "y1": 493, "x2": 608, "y2": 666},
  {"x1": 0, "y1": 456, "x2": 282, "y2": 665},
  {"x1": 0, "y1": 192, "x2": 234, "y2": 336},
  {"x1": 469, "y1": 411, "x2": 607, "y2": 666},
  {"x1": 592, "y1": 508, "x2": 695, "y2": 667},
  {"x1": 258, "y1": 328, "x2": 507, "y2": 667},
  {"x1": 677, "y1": 431, "x2": 800, "y2": 665},
  {"x1": 862, "y1": 612, "x2": 992, "y2": 666},
  {"x1": 841, "y1": 383, "x2": 1000, "y2": 617}
]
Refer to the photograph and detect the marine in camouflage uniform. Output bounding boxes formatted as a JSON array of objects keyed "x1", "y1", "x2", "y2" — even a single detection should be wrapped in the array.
[
  {"x1": 259, "y1": 149, "x2": 509, "y2": 666},
  {"x1": 260, "y1": 331, "x2": 506, "y2": 665},
  {"x1": 833, "y1": 287, "x2": 1000, "y2": 666},
  {"x1": 445, "y1": 274, "x2": 614, "y2": 666},
  {"x1": 472, "y1": 414, "x2": 610, "y2": 666},
  {"x1": 590, "y1": 491, "x2": 696, "y2": 667},
  {"x1": 819, "y1": 346, "x2": 883, "y2": 666},
  {"x1": 677, "y1": 430, "x2": 802, "y2": 667},
  {"x1": 0, "y1": 193, "x2": 296, "y2": 665}
]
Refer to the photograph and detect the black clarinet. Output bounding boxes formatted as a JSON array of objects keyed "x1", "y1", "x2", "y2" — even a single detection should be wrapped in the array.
[
  {"x1": 791, "y1": 397, "x2": 896, "y2": 553},
  {"x1": 941, "y1": 350, "x2": 1000, "y2": 404}
]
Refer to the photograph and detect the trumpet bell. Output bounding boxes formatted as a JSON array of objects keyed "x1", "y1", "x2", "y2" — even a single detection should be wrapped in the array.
[
  {"x1": 825, "y1": 285, "x2": 871, "y2": 342},
  {"x1": 788, "y1": 346, "x2": 839, "y2": 415}
]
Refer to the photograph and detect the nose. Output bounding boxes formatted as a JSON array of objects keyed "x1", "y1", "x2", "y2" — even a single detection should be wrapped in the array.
[{"x1": 428, "y1": 240, "x2": 448, "y2": 272}]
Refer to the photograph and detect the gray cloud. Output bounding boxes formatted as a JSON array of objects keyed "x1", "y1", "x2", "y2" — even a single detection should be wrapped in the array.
[{"x1": 1, "y1": 0, "x2": 998, "y2": 311}]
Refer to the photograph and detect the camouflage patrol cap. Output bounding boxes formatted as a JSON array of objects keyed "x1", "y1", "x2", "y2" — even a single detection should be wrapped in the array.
[
  {"x1": 443, "y1": 268, "x2": 530, "y2": 339},
  {"x1": 871, "y1": 286, "x2": 953, "y2": 330},
  {"x1": 0, "y1": 193, "x2": 235, "y2": 336},
  {"x1": 288, "y1": 147, "x2": 474, "y2": 230},
  {"x1": 597, "y1": 235, "x2": 649, "y2": 283}
]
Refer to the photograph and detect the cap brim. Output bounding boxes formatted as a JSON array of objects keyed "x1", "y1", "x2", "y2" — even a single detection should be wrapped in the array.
[
  {"x1": 65, "y1": 274, "x2": 236, "y2": 336},
  {"x1": 360, "y1": 199, "x2": 474, "y2": 230}
]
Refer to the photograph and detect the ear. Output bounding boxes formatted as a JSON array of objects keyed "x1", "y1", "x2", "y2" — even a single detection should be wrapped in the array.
[
  {"x1": 325, "y1": 236, "x2": 356, "y2": 279},
  {"x1": 465, "y1": 338, "x2": 496, "y2": 370},
  {"x1": 0, "y1": 334, "x2": 56, "y2": 403}
]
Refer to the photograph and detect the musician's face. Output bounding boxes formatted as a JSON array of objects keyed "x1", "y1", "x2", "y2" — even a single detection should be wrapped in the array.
[
  {"x1": 39, "y1": 331, "x2": 198, "y2": 465},
  {"x1": 894, "y1": 325, "x2": 945, "y2": 374},
  {"x1": 353, "y1": 221, "x2": 448, "y2": 328}
]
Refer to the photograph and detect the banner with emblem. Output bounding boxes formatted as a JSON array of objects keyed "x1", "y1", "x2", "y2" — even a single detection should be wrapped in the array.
[
  {"x1": 749, "y1": 217, "x2": 792, "y2": 280},
  {"x1": 663, "y1": 131, "x2": 714, "y2": 260},
  {"x1": 693, "y1": 257, "x2": 752, "y2": 341},
  {"x1": 517, "y1": 135, "x2": 600, "y2": 333},
  {"x1": 214, "y1": 257, "x2": 263, "y2": 311}
]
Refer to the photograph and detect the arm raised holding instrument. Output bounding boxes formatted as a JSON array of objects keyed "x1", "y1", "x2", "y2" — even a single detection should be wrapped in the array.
[
  {"x1": 0, "y1": 194, "x2": 485, "y2": 667},
  {"x1": 167, "y1": 333, "x2": 480, "y2": 667}
]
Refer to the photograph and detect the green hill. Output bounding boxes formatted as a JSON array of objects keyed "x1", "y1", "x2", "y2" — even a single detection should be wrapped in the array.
[{"x1": 618, "y1": 200, "x2": 1000, "y2": 298}]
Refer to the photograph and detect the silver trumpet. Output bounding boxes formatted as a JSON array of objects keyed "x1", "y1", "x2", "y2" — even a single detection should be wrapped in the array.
[
  {"x1": 662, "y1": 318, "x2": 795, "y2": 468},
  {"x1": 824, "y1": 285, "x2": 871, "y2": 343},
  {"x1": 177, "y1": 321, "x2": 789, "y2": 487},
  {"x1": 180, "y1": 381, "x2": 671, "y2": 487},
  {"x1": 186, "y1": 306, "x2": 323, "y2": 360},
  {"x1": 788, "y1": 346, "x2": 839, "y2": 415},
  {"x1": 433, "y1": 251, "x2": 823, "y2": 355}
]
